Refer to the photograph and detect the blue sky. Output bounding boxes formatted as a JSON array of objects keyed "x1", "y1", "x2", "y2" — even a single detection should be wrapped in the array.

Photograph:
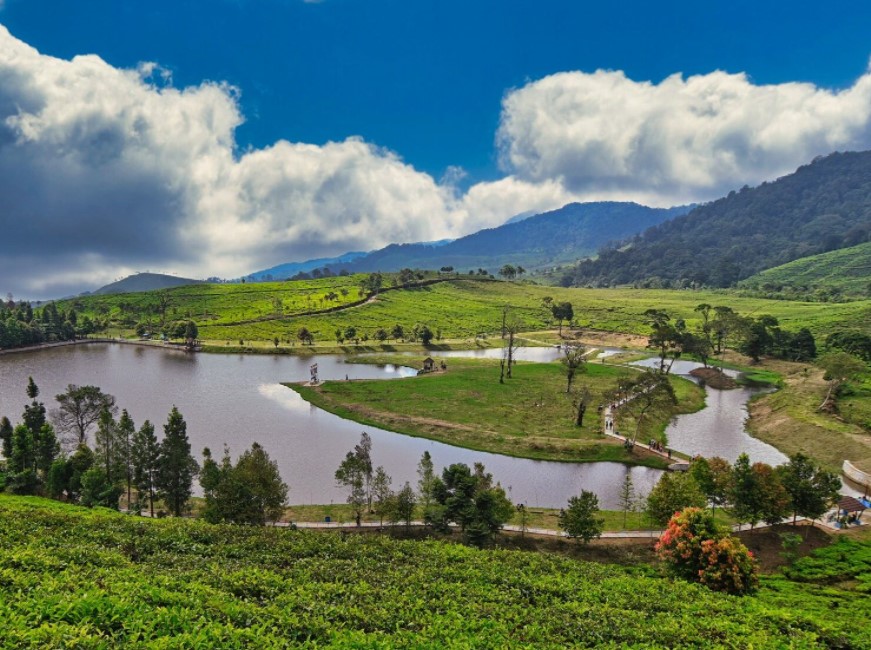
[{"x1": 2, "y1": 0, "x2": 871, "y2": 297}]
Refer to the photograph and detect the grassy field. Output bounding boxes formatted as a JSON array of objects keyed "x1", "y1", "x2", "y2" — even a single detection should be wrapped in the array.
[
  {"x1": 289, "y1": 356, "x2": 704, "y2": 465},
  {"x1": 741, "y1": 241, "x2": 871, "y2": 298},
  {"x1": 733, "y1": 352, "x2": 871, "y2": 474},
  {"x1": 59, "y1": 277, "x2": 871, "y2": 345},
  {"x1": 1, "y1": 495, "x2": 868, "y2": 648}
]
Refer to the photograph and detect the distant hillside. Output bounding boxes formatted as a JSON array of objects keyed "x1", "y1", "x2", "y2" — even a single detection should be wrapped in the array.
[
  {"x1": 562, "y1": 151, "x2": 871, "y2": 288},
  {"x1": 741, "y1": 241, "x2": 871, "y2": 298},
  {"x1": 328, "y1": 202, "x2": 691, "y2": 275},
  {"x1": 93, "y1": 273, "x2": 203, "y2": 295},
  {"x1": 248, "y1": 251, "x2": 367, "y2": 281}
]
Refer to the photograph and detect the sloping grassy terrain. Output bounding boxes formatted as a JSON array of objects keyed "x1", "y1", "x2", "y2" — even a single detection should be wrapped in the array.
[
  {"x1": 60, "y1": 277, "x2": 871, "y2": 344},
  {"x1": 741, "y1": 241, "x2": 871, "y2": 298},
  {"x1": 1, "y1": 495, "x2": 868, "y2": 648},
  {"x1": 290, "y1": 357, "x2": 701, "y2": 465}
]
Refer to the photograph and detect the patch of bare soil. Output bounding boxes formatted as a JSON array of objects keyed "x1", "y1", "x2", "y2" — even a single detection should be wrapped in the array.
[
  {"x1": 689, "y1": 367, "x2": 738, "y2": 389},
  {"x1": 572, "y1": 328, "x2": 649, "y2": 349},
  {"x1": 735, "y1": 523, "x2": 832, "y2": 573}
]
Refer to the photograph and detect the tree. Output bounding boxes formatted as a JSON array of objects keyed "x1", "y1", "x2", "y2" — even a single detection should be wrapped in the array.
[
  {"x1": 618, "y1": 473, "x2": 637, "y2": 529},
  {"x1": 645, "y1": 472, "x2": 706, "y2": 527},
  {"x1": 297, "y1": 327, "x2": 314, "y2": 345},
  {"x1": 559, "y1": 491, "x2": 604, "y2": 544},
  {"x1": 0, "y1": 416, "x2": 13, "y2": 459},
  {"x1": 94, "y1": 408, "x2": 119, "y2": 484},
  {"x1": 561, "y1": 343, "x2": 587, "y2": 393},
  {"x1": 116, "y1": 410, "x2": 136, "y2": 506},
  {"x1": 393, "y1": 482, "x2": 416, "y2": 530},
  {"x1": 335, "y1": 451, "x2": 367, "y2": 526},
  {"x1": 609, "y1": 370, "x2": 677, "y2": 445},
  {"x1": 551, "y1": 302, "x2": 573, "y2": 335},
  {"x1": 571, "y1": 386, "x2": 592, "y2": 427},
  {"x1": 417, "y1": 451, "x2": 437, "y2": 519},
  {"x1": 184, "y1": 321, "x2": 199, "y2": 348},
  {"x1": 203, "y1": 443, "x2": 289, "y2": 525},
  {"x1": 344, "y1": 325, "x2": 357, "y2": 343},
  {"x1": 8, "y1": 424, "x2": 37, "y2": 494},
  {"x1": 730, "y1": 454, "x2": 788, "y2": 530},
  {"x1": 156, "y1": 407, "x2": 198, "y2": 517},
  {"x1": 391, "y1": 324, "x2": 404, "y2": 341},
  {"x1": 499, "y1": 311, "x2": 523, "y2": 382},
  {"x1": 655, "y1": 508, "x2": 758, "y2": 595},
  {"x1": 816, "y1": 351, "x2": 867, "y2": 412},
  {"x1": 779, "y1": 453, "x2": 841, "y2": 528},
  {"x1": 80, "y1": 467, "x2": 122, "y2": 509},
  {"x1": 372, "y1": 466, "x2": 393, "y2": 527},
  {"x1": 498, "y1": 264, "x2": 517, "y2": 280},
  {"x1": 644, "y1": 309, "x2": 686, "y2": 374},
  {"x1": 415, "y1": 324, "x2": 434, "y2": 346},
  {"x1": 353, "y1": 432, "x2": 374, "y2": 510},
  {"x1": 131, "y1": 420, "x2": 160, "y2": 517},
  {"x1": 53, "y1": 385, "x2": 117, "y2": 446},
  {"x1": 428, "y1": 462, "x2": 513, "y2": 546},
  {"x1": 690, "y1": 456, "x2": 732, "y2": 515},
  {"x1": 373, "y1": 327, "x2": 388, "y2": 342}
]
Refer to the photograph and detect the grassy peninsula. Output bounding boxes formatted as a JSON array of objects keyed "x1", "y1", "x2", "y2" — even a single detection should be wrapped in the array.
[{"x1": 289, "y1": 356, "x2": 704, "y2": 465}]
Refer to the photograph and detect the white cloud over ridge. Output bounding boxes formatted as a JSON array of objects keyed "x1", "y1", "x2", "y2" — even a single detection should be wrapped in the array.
[
  {"x1": 2, "y1": 24, "x2": 871, "y2": 297},
  {"x1": 497, "y1": 67, "x2": 871, "y2": 203}
]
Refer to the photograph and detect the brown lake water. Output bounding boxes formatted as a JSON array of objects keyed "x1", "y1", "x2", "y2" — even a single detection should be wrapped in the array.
[{"x1": 0, "y1": 343, "x2": 663, "y2": 509}]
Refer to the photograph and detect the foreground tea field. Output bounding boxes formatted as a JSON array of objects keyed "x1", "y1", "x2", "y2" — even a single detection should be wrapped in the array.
[{"x1": 0, "y1": 495, "x2": 867, "y2": 648}]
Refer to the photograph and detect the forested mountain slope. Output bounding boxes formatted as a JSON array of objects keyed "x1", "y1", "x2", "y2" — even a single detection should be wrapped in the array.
[{"x1": 562, "y1": 151, "x2": 871, "y2": 288}]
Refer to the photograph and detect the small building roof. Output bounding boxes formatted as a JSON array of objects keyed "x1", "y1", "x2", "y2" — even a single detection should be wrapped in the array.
[{"x1": 837, "y1": 496, "x2": 866, "y2": 513}]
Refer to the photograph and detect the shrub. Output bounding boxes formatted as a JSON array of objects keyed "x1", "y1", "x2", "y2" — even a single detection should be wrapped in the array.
[{"x1": 655, "y1": 507, "x2": 758, "y2": 595}]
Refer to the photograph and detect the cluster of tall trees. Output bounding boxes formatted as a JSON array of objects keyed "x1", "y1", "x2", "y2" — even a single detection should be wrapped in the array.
[
  {"x1": 644, "y1": 453, "x2": 841, "y2": 530},
  {"x1": 0, "y1": 380, "x2": 199, "y2": 516},
  {"x1": 644, "y1": 305, "x2": 817, "y2": 370},
  {"x1": 0, "y1": 300, "x2": 97, "y2": 349}
]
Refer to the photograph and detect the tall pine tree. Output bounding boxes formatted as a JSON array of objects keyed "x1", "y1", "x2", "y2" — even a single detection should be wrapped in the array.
[
  {"x1": 131, "y1": 420, "x2": 160, "y2": 517},
  {"x1": 156, "y1": 407, "x2": 198, "y2": 517}
]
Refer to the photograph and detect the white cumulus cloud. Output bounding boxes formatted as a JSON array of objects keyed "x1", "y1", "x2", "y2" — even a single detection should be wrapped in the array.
[
  {"x1": 497, "y1": 67, "x2": 871, "y2": 205},
  {"x1": 2, "y1": 23, "x2": 871, "y2": 298}
]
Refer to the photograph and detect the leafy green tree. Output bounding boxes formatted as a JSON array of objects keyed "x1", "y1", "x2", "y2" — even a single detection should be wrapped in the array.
[
  {"x1": 80, "y1": 467, "x2": 123, "y2": 509},
  {"x1": 644, "y1": 309, "x2": 687, "y2": 373},
  {"x1": 730, "y1": 453, "x2": 762, "y2": 529},
  {"x1": 131, "y1": 420, "x2": 160, "y2": 517},
  {"x1": 779, "y1": 453, "x2": 841, "y2": 527},
  {"x1": 392, "y1": 482, "x2": 416, "y2": 530},
  {"x1": 94, "y1": 408, "x2": 119, "y2": 484},
  {"x1": 551, "y1": 302, "x2": 573, "y2": 335},
  {"x1": 372, "y1": 466, "x2": 393, "y2": 527},
  {"x1": 789, "y1": 328, "x2": 817, "y2": 361},
  {"x1": 645, "y1": 471, "x2": 706, "y2": 527},
  {"x1": 429, "y1": 462, "x2": 513, "y2": 546},
  {"x1": 156, "y1": 407, "x2": 198, "y2": 517},
  {"x1": 391, "y1": 324, "x2": 404, "y2": 341},
  {"x1": 498, "y1": 264, "x2": 517, "y2": 280},
  {"x1": 34, "y1": 424, "x2": 59, "y2": 477},
  {"x1": 344, "y1": 325, "x2": 357, "y2": 342},
  {"x1": 202, "y1": 443, "x2": 289, "y2": 525},
  {"x1": 559, "y1": 491, "x2": 605, "y2": 544},
  {"x1": 297, "y1": 327, "x2": 314, "y2": 345},
  {"x1": 610, "y1": 370, "x2": 677, "y2": 444},
  {"x1": 618, "y1": 473, "x2": 637, "y2": 529},
  {"x1": 690, "y1": 456, "x2": 732, "y2": 515},
  {"x1": 417, "y1": 451, "x2": 437, "y2": 519},
  {"x1": 0, "y1": 416, "x2": 13, "y2": 459},
  {"x1": 8, "y1": 424, "x2": 37, "y2": 494},
  {"x1": 53, "y1": 385, "x2": 117, "y2": 445},
  {"x1": 373, "y1": 327, "x2": 388, "y2": 342},
  {"x1": 561, "y1": 342, "x2": 587, "y2": 393},
  {"x1": 335, "y1": 451, "x2": 367, "y2": 526},
  {"x1": 116, "y1": 410, "x2": 136, "y2": 506}
]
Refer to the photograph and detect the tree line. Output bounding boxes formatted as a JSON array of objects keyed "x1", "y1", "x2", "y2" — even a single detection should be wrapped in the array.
[{"x1": 0, "y1": 300, "x2": 98, "y2": 349}]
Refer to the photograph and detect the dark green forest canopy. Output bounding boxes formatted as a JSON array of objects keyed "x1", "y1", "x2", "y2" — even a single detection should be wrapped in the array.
[{"x1": 564, "y1": 151, "x2": 871, "y2": 288}]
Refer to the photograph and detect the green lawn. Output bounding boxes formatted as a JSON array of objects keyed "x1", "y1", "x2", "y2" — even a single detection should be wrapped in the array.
[
  {"x1": 1, "y1": 495, "x2": 867, "y2": 648},
  {"x1": 289, "y1": 356, "x2": 704, "y2": 465}
]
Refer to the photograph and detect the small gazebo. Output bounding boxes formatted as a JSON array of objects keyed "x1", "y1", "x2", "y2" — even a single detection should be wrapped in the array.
[
  {"x1": 836, "y1": 496, "x2": 867, "y2": 524},
  {"x1": 421, "y1": 357, "x2": 435, "y2": 373}
]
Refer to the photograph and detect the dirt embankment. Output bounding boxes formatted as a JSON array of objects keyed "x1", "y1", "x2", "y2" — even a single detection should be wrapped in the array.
[{"x1": 689, "y1": 367, "x2": 737, "y2": 389}]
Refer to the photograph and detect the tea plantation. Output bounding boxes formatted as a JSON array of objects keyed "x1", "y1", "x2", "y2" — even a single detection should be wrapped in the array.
[{"x1": 1, "y1": 495, "x2": 868, "y2": 648}]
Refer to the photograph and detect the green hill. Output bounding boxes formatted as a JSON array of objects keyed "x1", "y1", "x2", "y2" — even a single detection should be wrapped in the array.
[
  {"x1": 58, "y1": 276, "x2": 871, "y2": 344},
  {"x1": 92, "y1": 272, "x2": 203, "y2": 296},
  {"x1": 1, "y1": 495, "x2": 868, "y2": 648},
  {"x1": 741, "y1": 241, "x2": 871, "y2": 299},
  {"x1": 563, "y1": 151, "x2": 871, "y2": 288}
]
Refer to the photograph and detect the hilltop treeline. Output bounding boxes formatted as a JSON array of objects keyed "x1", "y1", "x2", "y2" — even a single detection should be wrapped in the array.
[{"x1": 563, "y1": 151, "x2": 871, "y2": 288}]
